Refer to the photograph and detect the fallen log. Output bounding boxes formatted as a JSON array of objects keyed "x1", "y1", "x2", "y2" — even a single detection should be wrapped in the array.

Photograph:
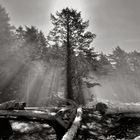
[
  {"x1": 0, "y1": 109, "x2": 66, "y2": 140},
  {"x1": 0, "y1": 110, "x2": 55, "y2": 120},
  {"x1": 62, "y1": 107, "x2": 82, "y2": 140},
  {"x1": 0, "y1": 101, "x2": 77, "y2": 140},
  {"x1": 96, "y1": 102, "x2": 140, "y2": 116}
]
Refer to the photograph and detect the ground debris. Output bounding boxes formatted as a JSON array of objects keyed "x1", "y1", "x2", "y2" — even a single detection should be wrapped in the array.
[
  {"x1": 75, "y1": 107, "x2": 140, "y2": 140},
  {"x1": 2, "y1": 103, "x2": 140, "y2": 140}
]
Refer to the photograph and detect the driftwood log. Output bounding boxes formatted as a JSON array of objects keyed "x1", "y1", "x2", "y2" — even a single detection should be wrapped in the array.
[
  {"x1": 0, "y1": 100, "x2": 77, "y2": 140},
  {"x1": 96, "y1": 102, "x2": 140, "y2": 117}
]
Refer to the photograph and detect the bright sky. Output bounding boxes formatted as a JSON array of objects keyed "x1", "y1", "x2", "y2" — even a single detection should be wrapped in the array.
[{"x1": 0, "y1": 0, "x2": 140, "y2": 53}]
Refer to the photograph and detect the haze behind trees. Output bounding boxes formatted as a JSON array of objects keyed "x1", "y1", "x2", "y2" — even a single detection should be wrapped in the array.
[{"x1": 0, "y1": 4, "x2": 140, "y2": 106}]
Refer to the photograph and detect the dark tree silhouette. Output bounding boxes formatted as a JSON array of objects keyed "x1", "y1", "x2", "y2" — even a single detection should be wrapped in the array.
[{"x1": 48, "y1": 8, "x2": 96, "y2": 103}]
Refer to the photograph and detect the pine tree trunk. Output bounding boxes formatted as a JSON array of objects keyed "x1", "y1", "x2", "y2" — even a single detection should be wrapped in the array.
[{"x1": 66, "y1": 16, "x2": 73, "y2": 101}]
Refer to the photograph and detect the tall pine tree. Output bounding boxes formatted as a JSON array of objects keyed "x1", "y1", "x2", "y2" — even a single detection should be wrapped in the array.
[{"x1": 48, "y1": 8, "x2": 96, "y2": 103}]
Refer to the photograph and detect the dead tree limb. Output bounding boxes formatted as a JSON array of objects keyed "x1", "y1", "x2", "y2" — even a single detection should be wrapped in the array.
[{"x1": 62, "y1": 107, "x2": 82, "y2": 140}]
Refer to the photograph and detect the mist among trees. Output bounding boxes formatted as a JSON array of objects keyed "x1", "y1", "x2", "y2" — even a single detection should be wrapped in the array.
[{"x1": 0, "y1": 4, "x2": 140, "y2": 106}]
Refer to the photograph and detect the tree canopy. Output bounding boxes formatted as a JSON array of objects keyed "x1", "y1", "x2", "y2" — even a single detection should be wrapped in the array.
[
  {"x1": 48, "y1": 8, "x2": 97, "y2": 104},
  {"x1": 0, "y1": 5, "x2": 14, "y2": 46}
]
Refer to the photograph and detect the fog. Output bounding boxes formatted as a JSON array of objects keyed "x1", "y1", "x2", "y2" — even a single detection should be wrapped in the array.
[{"x1": 89, "y1": 72, "x2": 140, "y2": 103}]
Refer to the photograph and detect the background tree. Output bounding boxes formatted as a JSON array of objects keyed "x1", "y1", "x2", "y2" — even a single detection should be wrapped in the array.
[
  {"x1": 128, "y1": 51, "x2": 140, "y2": 73},
  {"x1": 109, "y1": 46, "x2": 131, "y2": 74},
  {"x1": 0, "y1": 4, "x2": 15, "y2": 64},
  {"x1": 0, "y1": 5, "x2": 14, "y2": 46},
  {"x1": 128, "y1": 51, "x2": 140, "y2": 92},
  {"x1": 37, "y1": 31, "x2": 48, "y2": 60},
  {"x1": 16, "y1": 26, "x2": 48, "y2": 62},
  {"x1": 0, "y1": 5, "x2": 16, "y2": 102},
  {"x1": 97, "y1": 53, "x2": 113, "y2": 76}
]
